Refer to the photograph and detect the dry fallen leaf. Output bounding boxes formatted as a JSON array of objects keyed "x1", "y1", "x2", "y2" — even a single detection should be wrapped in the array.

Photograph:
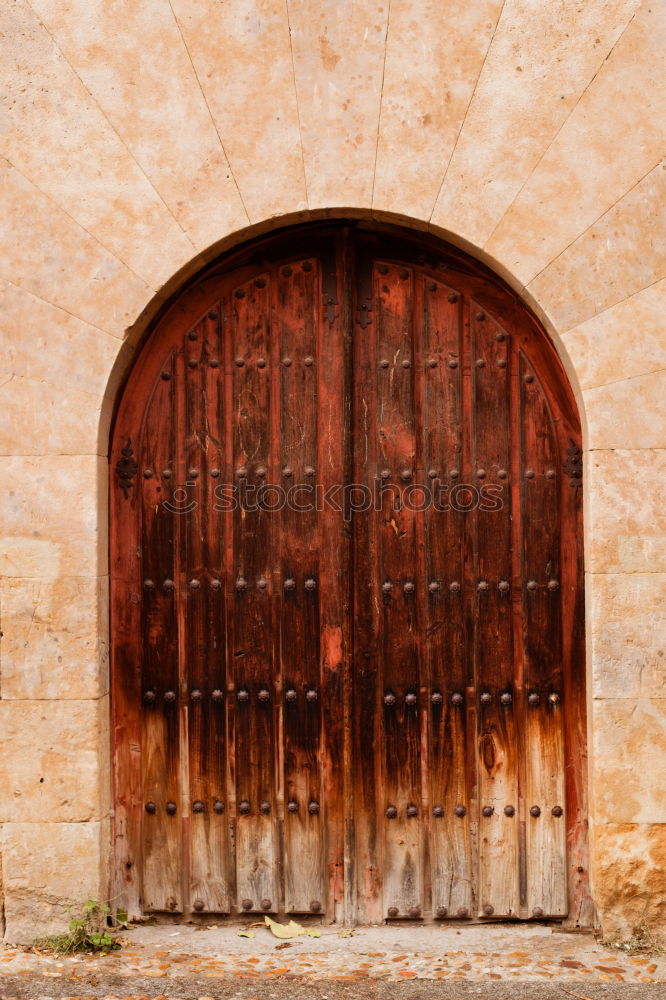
[
  {"x1": 236, "y1": 930, "x2": 255, "y2": 939},
  {"x1": 264, "y1": 915, "x2": 308, "y2": 939}
]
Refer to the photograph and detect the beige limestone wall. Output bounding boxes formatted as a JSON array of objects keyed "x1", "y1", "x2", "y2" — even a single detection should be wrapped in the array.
[{"x1": 0, "y1": 0, "x2": 664, "y2": 943}]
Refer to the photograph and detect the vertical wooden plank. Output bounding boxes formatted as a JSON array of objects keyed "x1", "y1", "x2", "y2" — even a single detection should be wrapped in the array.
[
  {"x1": 520, "y1": 352, "x2": 567, "y2": 918},
  {"x1": 278, "y1": 257, "x2": 325, "y2": 914},
  {"x1": 186, "y1": 308, "x2": 231, "y2": 914},
  {"x1": 231, "y1": 273, "x2": 279, "y2": 914},
  {"x1": 472, "y1": 305, "x2": 519, "y2": 919},
  {"x1": 420, "y1": 276, "x2": 473, "y2": 919},
  {"x1": 374, "y1": 260, "x2": 423, "y2": 920},
  {"x1": 140, "y1": 355, "x2": 182, "y2": 912}
]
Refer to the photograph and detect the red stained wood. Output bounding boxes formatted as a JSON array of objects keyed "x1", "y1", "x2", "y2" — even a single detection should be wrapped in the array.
[{"x1": 110, "y1": 223, "x2": 589, "y2": 924}]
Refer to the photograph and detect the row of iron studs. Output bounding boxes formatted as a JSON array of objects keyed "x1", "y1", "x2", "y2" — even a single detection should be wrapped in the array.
[
  {"x1": 144, "y1": 799, "x2": 561, "y2": 820},
  {"x1": 143, "y1": 577, "x2": 560, "y2": 593},
  {"x1": 143, "y1": 689, "x2": 561, "y2": 707}
]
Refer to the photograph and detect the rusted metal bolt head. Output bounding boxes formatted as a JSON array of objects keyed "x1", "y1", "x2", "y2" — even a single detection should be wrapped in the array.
[
  {"x1": 258, "y1": 689, "x2": 270, "y2": 702},
  {"x1": 405, "y1": 692, "x2": 417, "y2": 706},
  {"x1": 260, "y1": 800, "x2": 271, "y2": 814},
  {"x1": 143, "y1": 690, "x2": 156, "y2": 704},
  {"x1": 380, "y1": 468, "x2": 391, "y2": 480},
  {"x1": 162, "y1": 468, "x2": 173, "y2": 479},
  {"x1": 477, "y1": 469, "x2": 486, "y2": 481},
  {"x1": 428, "y1": 468, "x2": 439, "y2": 479},
  {"x1": 527, "y1": 579, "x2": 538, "y2": 591},
  {"x1": 577, "y1": 866, "x2": 584, "y2": 874},
  {"x1": 406, "y1": 804, "x2": 418, "y2": 818},
  {"x1": 285, "y1": 689, "x2": 298, "y2": 703},
  {"x1": 497, "y1": 468, "x2": 508, "y2": 478},
  {"x1": 305, "y1": 466, "x2": 315, "y2": 477},
  {"x1": 288, "y1": 801, "x2": 298, "y2": 813},
  {"x1": 261, "y1": 898, "x2": 272, "y2": 910},
  {"x1": 189, "y1": 578, "x2": 201, "y2": 590},
  {"x1": 145, "y1": 801, "x2": 156, "y2": 814},
  {"x1": 192, "y1": 800, "x2": 205, "y2": 814},
  {"x1": 304, "y1": 356, "x2": 314, "y2": 367},
  {"x1": 380, "y1": 359, "x2": 390, "y2": 369},
  {"x1": 386, "y1": 805, "x2": 398, "y2": 819},
  {"x1": 382, "y1": 580, "x2": 393, "y2": 593},
  {"x1": 257, "y1": 576, "x2": 268, "y2": 590},
  {"x1": 161, "y1": 370, "x2": 171, "y2": 380},
  {"x1": 163, "y1": 690, "x2": 176, "y2": 703},
  {"x1": 408, "y1": 906, "x2": 422, "y2": 919},
  {"x1": 552, "y1": 805, "x2": 564, "y2": 817},
  {"x1": 190, "y1": 689, "x2": 203, "y2": 703},
  {"x1": 143, "y1": 579, "x2": 155, "y2": 591},
  {"x1": 483, "y1": 904, "x2": 494, "y2": 917},
  {"x1": 449, "y1": 468, "x2": 460, "y2": 478},
  {"x1": 282, "y1": 357, "x2": 292, "y2": 368},
  {"x1": 448, "y1": 292, "x2": 459, "y2": 303},
  {"x1": 545, "y1": 468, "x2": 556, "y2": 479},
  {"x1": 209, "y1": 358, "x2": 220, "y2": 368},
  {"x1": 282, "y1": 466, "x2": 293, "y2": 477},
  {"x1": 433, "y1": 805, "x2": 444, "y2": 817},
  {"x1": 477, "y1": 580, "x2": 489, "y2": 591},
  {"x1": 213, "y1": 800, "x2": 225, "y2": 814},
  {"x1": 304, "y1": 577, "x2": 317, "y2": 591},
  {"x1": 448, "y1": 359, "x2": 459, "y2": 368},
  {"x1": 239, "y1": 800, "x2": 250, "y2": 815},
  {"x1": 500, "y1": 692, "x2": 512, "y2": 706},
  {"x1": 548, "y1": 692, "x2": 561, "y2": 705},
  {"x1": 498, "y1": 580, "x2": 510, "y2": 593},
  {"x1": 257, "y1": 357, "x2": 267, "y2": 368},
  {"x1": 528, "y1": 691, "x2": 540, "y2": 706},
  {"x1": 234, "y1": 356, "x2": 245, "y2": 367},
  {"x1": 400, "y1": 468, "x2": 413, "y2": 481},
  {"x1": 497, "y1": 358, "x2": 508, "y2": 368},
  {"x1": 308, "y1": 801, "x2": 320, "y2": 815},
  {"x1": 428, "y1": 358, "x2": 438, "y2": 368},
  {"x1": 451, "y1": 692, "x2": 464, "y2": 706},
  {"x1": 208, "y1": 310, "x2": 218, "y2": 320},
  {"x1": 457, "y1": 906, "x2": 470, "y2": 918},
  {"x1": 211, "y1": 689, "x2": 224, "y2": 703},
  {"x1": 524, "y1": 373, "x2": 534, "y2": 384},
  {"x1": 525, "y1": 469, "x2": 536, "y2": 479},
  {"x1": 143, "y1": 468, "x2": 153, "y2": 479},
  {"x1": 284, "y1": 578, "x2": 296, "y2": 591},
  {"x1": 188, "y1": 468, "x2": 199, "y2": 479},
  {"x1": 436, "y1": 906, "x2": 448, "y2": 918},
  {"x1": 482, "y1": 805, "x2": 494, "y2": 817},
  {"x1": 237, "y1": 689, "x2": 249, "y2": 703},
  {"x1": 449, "y1": 580, "x2": 461, "y2": 592},
  {"x1": 166, "y1": 801, "x2": 177, "y2": 815},
  {"x1": 306, "y1": 688, "x2": 318, "y2": 702},
  {"x1": 504, "y1": 805, "x2": 515, "y2": 817},
  {"x1": 383, "y1": 692, "x2": 396, "y2": 706},
  {"x1": 530, "y1": 805, "x2": 541, "y2": 818},
  {"x1": 548, "y1": 579, "x2": 560, "y2": 591},
  {"x1": 309, "y1": 900, "x2": 322, "y2": 913},
  {"x1": 235, "y1": 576, "x2": 247, "y2": 591},
  {"x1": 532, "y1": 906, "x2": 544, "y2": 918},
  {"x1": 476, "y1": 312, "x2": 486, "y2": 322},
  {"x1": 193, "y1": 899, "x2": 205, "y2": 912},
  {"x1": 188, "y1": 359, "x2": 198, "y2": 368},
  {"x1": 256, "y1": 465, "x2": 267, "y2": 477},
  {"x1": 429, "y1": 580, "x2": 440, "y2": 593},
  {"x1": 480, "y1": 691, "x2": 492, "y2": 704},
  {"x1": 401, "y1": 358, "x2": 411, "y2": 369},
  {"x1": 210, "y1": 578, "x2": 222, "y2": 591},
  {"x1": 431, "y1": 691, "x2": 443, "y2": 705},
  {"x1": 210, "y1": 467, "x2": 220, "y2": 478},
  {"x1": 387, "y1": 906, "x2": 399, "y2": 917},
  {"x1": 454, "y1": 804, "x2": 466, "y2": 817},
  {"x1": 476, "y1": 360, "x2": 486, "y2": 370},
  {"x1": 242, "y1": 898, "x2": 253, "y2": 910}
]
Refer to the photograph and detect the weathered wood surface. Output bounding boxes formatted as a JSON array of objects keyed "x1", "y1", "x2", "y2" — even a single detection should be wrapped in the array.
[{"x1": 110, "y1": 224, "x2": 588, "y2": 922}]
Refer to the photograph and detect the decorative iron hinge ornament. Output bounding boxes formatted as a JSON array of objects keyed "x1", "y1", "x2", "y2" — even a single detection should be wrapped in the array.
[
  {"x1": 357, "y1": 300, "x2": 372, "y2": 329},
  {"x1": 116, "y1": 438, "x2": 138, "y2": 498},
  {"x1": 563, "y1": 440, "x2": 583, "y2": 488},
  {"x1": 323, "y1": 292, "x2": 338, "y2": 324}
]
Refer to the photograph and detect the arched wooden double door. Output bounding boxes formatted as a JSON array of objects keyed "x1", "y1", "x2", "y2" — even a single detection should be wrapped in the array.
[{"x1": 111, "y1": 224, "x2": 589, "y2": 924}]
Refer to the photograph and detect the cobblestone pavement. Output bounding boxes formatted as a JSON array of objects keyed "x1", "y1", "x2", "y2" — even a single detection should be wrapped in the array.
[{"x1": 1, "y1": 922, "x2": 664, "y2": 999}]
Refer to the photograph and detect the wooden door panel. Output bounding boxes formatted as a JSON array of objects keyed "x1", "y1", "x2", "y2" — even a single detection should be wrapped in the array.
[
  {"x1": 421, "y1": 277, "x2": 472, "y2": 919},
  {"x1": 230, "y1": 275, "x2": 279, "y2": 914},
  {"x1": 111, "y1": 225, "x2": 587, "y2": 925},
  {"x1": 472, "y1": 306, "x2": 519, "y2": 919},
  {"x1": 520, "y1": 354, "x2": 567, "y2": 918},
  {"x1": 278, "y1": 259, "x2": 325, "y2": 914}
]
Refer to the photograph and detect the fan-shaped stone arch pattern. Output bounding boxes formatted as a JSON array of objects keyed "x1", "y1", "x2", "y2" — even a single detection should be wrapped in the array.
[{"x1": 0, "y1": 0, "x2": 664, "y2": 943}]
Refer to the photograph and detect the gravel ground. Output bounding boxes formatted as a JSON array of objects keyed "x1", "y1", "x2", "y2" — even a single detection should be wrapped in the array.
[{"x1": 1, "y1": 921, "x2": 664, "y2": 1000}]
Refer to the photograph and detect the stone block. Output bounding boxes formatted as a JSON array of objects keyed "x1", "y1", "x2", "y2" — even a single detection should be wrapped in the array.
[
  {"x1": 591, "y1": 699, "x2": 666, "y2": 824},
  {"x1": 591, "y1": 821, "x2": 666, "y2": 943},
  {"x1": 0, "y1": 456, "x2": 107, "y2": 578},
  {"x1": 585, "y1": 450, "x2": 666, "y2": 574},
  {"x1": 0, "y1": 576, "x2": 109, "y2": 700},
  {"x1": 0, "y1": 698, "x2": 110, "y2": 823},
  {"x1": 1, "y1": 819, "x2": 110, "y2": 944}
]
